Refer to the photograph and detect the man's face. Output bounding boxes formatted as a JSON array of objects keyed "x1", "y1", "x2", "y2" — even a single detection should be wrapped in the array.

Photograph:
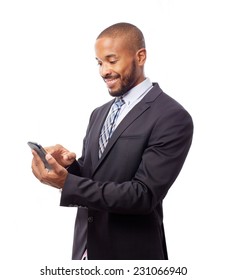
[{"x1": 95, "y1": 37, "x2": 143, "y2": 97}]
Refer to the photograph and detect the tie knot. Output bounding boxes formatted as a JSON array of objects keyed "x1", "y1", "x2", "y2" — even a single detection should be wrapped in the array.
[{"x1": 114, "y1": 97, "x2": 125, "y2": 108}]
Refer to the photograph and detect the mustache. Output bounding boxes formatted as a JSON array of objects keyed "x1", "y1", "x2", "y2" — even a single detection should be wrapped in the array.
[{"x1": 102, "y1": 74, "x2": 120, "y2": 80}]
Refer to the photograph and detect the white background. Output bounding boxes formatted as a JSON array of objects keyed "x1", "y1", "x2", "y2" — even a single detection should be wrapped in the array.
[{"x1": 0, "y1": 0, "x2": 225, "y2": 279}]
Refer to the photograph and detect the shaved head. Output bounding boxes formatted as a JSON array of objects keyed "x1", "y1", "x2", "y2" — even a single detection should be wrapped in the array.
[{"x1": 96, "y1": 22, "x2": 145, "y2": 53}]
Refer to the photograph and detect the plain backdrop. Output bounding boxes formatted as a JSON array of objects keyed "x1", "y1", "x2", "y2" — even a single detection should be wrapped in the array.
[{"x1": 0, "y1": 0, "x2": 225, "y2": 279}]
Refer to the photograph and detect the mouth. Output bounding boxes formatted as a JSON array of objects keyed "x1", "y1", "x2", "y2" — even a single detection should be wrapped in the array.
[{"x1": 104, "y1": 77, "x2": 119, "y2": 89}]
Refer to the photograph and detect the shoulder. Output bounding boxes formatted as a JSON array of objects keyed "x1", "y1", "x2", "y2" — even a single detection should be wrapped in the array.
[
  {"x1": 149, "y1": 83, "x2": 192, "y2": 117},
  {"x1": 145, "y1": 84, "x2": 193, "y2": 134}
]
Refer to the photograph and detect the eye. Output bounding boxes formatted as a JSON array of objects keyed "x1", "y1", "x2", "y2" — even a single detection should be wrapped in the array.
[
  {"x1": 97, "y1": 60, "x2": 102, "y2": 66},
  {"x1": 109, "y1": 60, "x2": 117, "y2": 64}
]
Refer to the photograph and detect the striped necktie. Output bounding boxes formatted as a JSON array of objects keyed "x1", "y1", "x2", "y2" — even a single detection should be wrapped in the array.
[{"x1": 99, "y1": 97, "x2": 125, "y2": 158}]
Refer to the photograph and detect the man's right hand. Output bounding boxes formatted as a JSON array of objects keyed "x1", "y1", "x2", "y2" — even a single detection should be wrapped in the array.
[{"x1": 44, "y1": 144, "x2": 76, "y2": 168}]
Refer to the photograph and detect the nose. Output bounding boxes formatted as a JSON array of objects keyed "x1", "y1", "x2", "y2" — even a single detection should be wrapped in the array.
[{"x1": 99, "y1": 63, "x2": 112, "y2": 78}]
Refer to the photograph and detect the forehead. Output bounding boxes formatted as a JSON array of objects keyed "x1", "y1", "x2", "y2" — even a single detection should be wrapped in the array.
[{"x1": 95, "y1": 36, "x2": 131, "y2": 59}]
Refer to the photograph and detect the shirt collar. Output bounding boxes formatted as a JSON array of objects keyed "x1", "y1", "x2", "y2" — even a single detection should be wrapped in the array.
[{"x1": 122, "y1": 78, "x2": 153, "y2": 106}]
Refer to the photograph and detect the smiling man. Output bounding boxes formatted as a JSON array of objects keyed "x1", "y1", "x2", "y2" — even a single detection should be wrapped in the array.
[
  {"x1": 31, "y1": 22, "x2": 193, "y2": 260},
  {"x1": 95, "y1": 25, "x2": 145, "y2": 97}
]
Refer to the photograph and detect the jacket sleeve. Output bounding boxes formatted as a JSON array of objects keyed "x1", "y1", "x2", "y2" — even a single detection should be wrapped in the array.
[{"x1": 60, "y1": 107, "x2": 193, "y2": 214}]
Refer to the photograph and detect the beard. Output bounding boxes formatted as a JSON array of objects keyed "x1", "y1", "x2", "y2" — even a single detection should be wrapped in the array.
[{"x1": 108, "y1": 60, "x2": 138, "y2": 97}]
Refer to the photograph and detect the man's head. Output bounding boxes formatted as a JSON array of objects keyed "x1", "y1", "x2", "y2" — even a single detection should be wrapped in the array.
[{"x1": 95, "y1": 22, "x2": 146, "y2": 97}]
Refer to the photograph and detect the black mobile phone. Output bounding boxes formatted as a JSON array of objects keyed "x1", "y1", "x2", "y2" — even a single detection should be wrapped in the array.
[{"x1": 27, "y1": 141, "x2": 52, "y2": 170}]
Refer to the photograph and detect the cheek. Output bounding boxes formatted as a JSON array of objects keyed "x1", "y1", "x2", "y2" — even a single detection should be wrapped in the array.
[
  {"x1": 116, "y1": 66, "x2": 130, "y2": 79},
  {"x1": 115, "y1": 58, "x2": 133, "y2": 75}
]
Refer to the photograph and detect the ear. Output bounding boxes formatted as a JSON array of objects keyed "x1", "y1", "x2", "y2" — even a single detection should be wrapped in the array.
[{"x1": 136, "y1": 48, "x2": 146, "y2": 66}]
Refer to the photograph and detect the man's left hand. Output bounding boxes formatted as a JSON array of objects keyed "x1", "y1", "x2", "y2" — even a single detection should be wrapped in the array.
[{"x1": 31, "y1": 150, "x2": 68, "y2": 189}]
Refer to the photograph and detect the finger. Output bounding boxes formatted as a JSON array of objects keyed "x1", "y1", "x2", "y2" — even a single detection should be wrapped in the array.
[
  {"x1": 32, "y1": 150, "x2": 45, "y2": 169},
  {"x1": 63, "y1": 152, "x2": 76, "y2": 161},
  {"x1": 45, "y1": 153, "x2": 62, "y2": 173},
  {"x1": 31, "y1": 150, "x2": 51, "y2": 181},
  {"x1": 68, "y1": 152, "x2": 76, "y2": 159},
  {"x1": 44, "y1": 145, "x2": 57, "y2": 154},
  {"x1": 44, "y1": 154, "x2": 68, "y2": 188},
  {"x1": 31, "y1": 157, "x2": 42, "y2": 180}
]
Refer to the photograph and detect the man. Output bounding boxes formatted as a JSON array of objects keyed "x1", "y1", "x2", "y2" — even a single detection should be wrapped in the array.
[{"x1": 31, "y1": 22, "x2": 193, "y2": 260}]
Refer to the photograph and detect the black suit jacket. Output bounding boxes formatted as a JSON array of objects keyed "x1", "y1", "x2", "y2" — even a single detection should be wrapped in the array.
[{"x1": 60, "y1": 83, "x2": 193, "y2": 260}]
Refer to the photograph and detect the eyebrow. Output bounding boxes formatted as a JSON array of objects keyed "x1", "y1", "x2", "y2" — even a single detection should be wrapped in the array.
[{"x1": 95, "y1": 54, "x2": 118, "y2": 61}]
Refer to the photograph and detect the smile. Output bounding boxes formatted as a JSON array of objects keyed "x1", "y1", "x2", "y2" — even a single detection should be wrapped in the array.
[{"x1": 104, "y1": 78, "x2": 119, "y2": 88}]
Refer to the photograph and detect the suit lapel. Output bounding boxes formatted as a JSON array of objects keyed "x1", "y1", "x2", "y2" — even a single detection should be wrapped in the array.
[{"x1": 92, "y1": 83, "x2": 162, "y2": 175}]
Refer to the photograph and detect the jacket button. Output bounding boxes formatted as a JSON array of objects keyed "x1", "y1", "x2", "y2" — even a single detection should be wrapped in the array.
[{"x1": 88, "y1": 216, "x2": 94, "y2": 223}]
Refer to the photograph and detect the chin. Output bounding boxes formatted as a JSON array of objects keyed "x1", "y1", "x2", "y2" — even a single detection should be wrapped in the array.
[{"x1": 108, "y1": 89, "x2": 124, "y2": 97}]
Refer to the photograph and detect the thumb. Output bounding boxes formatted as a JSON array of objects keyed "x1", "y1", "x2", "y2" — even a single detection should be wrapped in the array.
[
  {"x1": 45, "y1": 153, "x2": 60, "y2": 170},
  {"x1": 46, "y1": 153, "x2": 54, "y2": 161}
]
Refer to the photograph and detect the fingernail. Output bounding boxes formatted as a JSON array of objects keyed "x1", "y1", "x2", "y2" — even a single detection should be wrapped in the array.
[{"x1": 46, "y1": 154, "x2": 52, "y2": 160}]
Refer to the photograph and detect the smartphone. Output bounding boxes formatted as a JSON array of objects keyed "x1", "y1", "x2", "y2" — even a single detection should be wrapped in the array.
[{"x1": 27, "y1": 141, "x2": 52, "y2": 170}]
